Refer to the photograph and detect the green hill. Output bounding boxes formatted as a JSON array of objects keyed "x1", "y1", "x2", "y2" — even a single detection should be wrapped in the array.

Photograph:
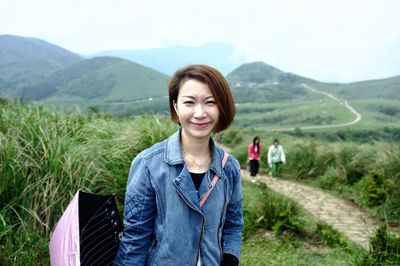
[
  {"x1": 310, "y1": 75, "x2": 400, "y2": 100},
  {"x1": 23, "y1": 56, "x2": 169, "y2": 102},
  {"x1": 226, "y1": 62, "x2": 316, "y2": 103},
  {"x1": 0, "y1": 35, "x2": 82, "y2": 97},
  {"x1": 227, "y1": 62, "x2": 400, "y2": 131},
  {"x1": 227, "y1": 61, "x2": 306, "y2": 85}
]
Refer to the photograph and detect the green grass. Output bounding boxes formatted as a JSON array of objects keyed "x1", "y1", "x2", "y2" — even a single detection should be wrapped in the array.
[
  {"x1": 0, "y1": 102, "x2": 177, "y2": 264},
  {"x1": 235, "y1": 98, "x2": 352, "y2": 129},
  {"x1": 242, "y1": 234, "x2": 361, "y2": 266}
]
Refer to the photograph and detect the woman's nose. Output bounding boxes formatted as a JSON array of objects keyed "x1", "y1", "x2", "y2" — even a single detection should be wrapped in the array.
[{"x1": 193, "y1": 104, "x2": 207, "y2": 118}]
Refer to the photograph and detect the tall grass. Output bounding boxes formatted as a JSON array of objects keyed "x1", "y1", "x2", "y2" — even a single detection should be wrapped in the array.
[{"x1": 0, "y1": 102, "x2": 176, "y2": 264}]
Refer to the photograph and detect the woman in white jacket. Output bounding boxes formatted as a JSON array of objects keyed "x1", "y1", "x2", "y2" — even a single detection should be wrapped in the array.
[{"x1": 267, "y1": 139, "x2": 286, "y2": 178}]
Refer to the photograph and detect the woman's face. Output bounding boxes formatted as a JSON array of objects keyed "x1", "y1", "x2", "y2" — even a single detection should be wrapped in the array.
[{"x1": 174, "y1": 79, "x2": 219, "y2": 141}]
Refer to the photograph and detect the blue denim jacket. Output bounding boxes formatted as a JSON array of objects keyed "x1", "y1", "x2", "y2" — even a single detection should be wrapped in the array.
[{"x1": 114, "y1": 130, "x2": 243, "y2": 265}]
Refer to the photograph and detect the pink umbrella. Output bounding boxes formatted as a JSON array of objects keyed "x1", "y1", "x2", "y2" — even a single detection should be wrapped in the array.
[{"x1": 49, "y1": 191, "x2": 122, "y2": 266}]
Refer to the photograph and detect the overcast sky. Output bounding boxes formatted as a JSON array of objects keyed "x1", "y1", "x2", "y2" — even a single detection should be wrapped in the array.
[{"x1": 1, "y1": 0, "x2": 400, "y2": 82}]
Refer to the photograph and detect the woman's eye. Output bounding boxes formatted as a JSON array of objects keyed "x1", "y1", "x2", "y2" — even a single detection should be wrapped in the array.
[
  {"x1": 206, "y1": 101, "x2": 216, "y2": 105},
  {"x1": 183, "y1": 101, "x2": 194, "y2": 105}
]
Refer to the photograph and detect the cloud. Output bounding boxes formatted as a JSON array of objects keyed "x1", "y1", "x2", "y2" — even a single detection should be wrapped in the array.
[{"x1": 1, "y1": 0, "x2": 399, "y2": 82}]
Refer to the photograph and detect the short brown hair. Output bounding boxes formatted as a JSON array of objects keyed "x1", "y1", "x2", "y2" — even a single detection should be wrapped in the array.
[{"x1": 168, "y1": 64, "x2": 236, "y2": 133}]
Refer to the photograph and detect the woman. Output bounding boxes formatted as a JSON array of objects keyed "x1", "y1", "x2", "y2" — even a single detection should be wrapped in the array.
[
  {"x1": 114, "y1": 65, "x2": 243, "y2": 266},
  {"x1": 248, "y1": 136, "x2": 261, "y2": 180},
  {"x1": 267, "y1": 138, "x2": 286, "y2": 178}
]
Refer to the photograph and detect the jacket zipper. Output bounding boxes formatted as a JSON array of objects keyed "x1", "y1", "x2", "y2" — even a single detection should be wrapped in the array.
[
  {"x1": 174, "y1": 188, "x2": 205, "y2": 266},
  {"x1": 218, "y1": 180, "x2": 229, "y2": 260}
]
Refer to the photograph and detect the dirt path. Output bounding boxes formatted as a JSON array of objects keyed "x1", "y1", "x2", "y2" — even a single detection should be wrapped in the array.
[{"x1": 242, "y1": 170, "x2": 377, "y2": 249}]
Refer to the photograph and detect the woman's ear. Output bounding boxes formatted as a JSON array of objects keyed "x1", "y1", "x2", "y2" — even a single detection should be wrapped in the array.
[{"x1": 173, "y1": 100, "x2": 178, "y2": 113}]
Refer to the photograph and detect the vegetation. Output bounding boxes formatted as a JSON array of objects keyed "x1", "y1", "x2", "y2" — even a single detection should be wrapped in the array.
[
  {"x1": 1, "y1": 102, "x2": 368, "y2": 265},
  {"x1": 362, "y1": 224, "x2": 400, "y2": 265},
  {"x1": 0, "y1": 102, "x2": 176, "y2": 264},
  {"x1": 241, "y1": 181, "x2": 364, "y2": 265},
  {"x1": 228, "y1": 130, "x2": 400, "y2": 221}
]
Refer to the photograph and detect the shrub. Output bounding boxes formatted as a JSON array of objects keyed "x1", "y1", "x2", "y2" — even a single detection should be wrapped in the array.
[
  {"x1": 314, "y1": 222, "x2": 348, "y2": 248},
  {"x1": 360, "y1": 172, "x2": 387, "y2": 207},
  {"x1": 243, "y1": 182, "x2": 305, "y2": 239},
  {"x1": 362, "y1": 224, "x2": 400, "y2": 265},
  {"x1": 317, "y1": 166, "x2": 345, "y2": 190}
]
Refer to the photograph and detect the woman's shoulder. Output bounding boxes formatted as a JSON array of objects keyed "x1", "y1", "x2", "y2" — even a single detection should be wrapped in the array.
[{"x1": 133, "y1": 139, "x2": 166, "y2": 164}]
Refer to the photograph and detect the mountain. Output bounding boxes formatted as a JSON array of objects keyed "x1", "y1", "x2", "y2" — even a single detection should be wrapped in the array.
[
  {"x1": 226, "y1": 62, "x2": 316, "y2": 103},
  {"x1": 0, "y1": 35, "x2": 82, "y2": 97},
  {"x1": 23, "y1": 56, "x2": 170, "y2": 102},
  {"x1": 92, "y1": 43, "x2": 246, "y2": 75}
]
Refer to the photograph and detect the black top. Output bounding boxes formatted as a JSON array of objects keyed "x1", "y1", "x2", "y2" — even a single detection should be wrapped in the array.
[
  {"x1": 189, "y1": 172, "x2": 206, "y2": 191},
  {"x1": 222, "y1": 253, "x2": 239, "y2": 266}
]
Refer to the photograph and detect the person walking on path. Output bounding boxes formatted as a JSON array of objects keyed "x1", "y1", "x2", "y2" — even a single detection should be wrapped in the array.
[
  {"x1": 248, "y1": 136, "x2": 262, "y2": 181},
  {"x1": 267, "y1": 138, "x2": 286, "y2": 178},
  {"x1": 114, "y1": 65, "x2": 243, "y2": 266}
]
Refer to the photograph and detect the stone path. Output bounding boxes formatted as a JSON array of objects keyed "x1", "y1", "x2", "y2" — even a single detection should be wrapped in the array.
[{"x1": 242, "y1": 170, "x2": 378, "y2": 249}]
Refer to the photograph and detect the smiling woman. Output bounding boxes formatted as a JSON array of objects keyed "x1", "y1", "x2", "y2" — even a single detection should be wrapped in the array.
[{"x1": 114, "y1": 65, "x2": 243, "y2": 266}]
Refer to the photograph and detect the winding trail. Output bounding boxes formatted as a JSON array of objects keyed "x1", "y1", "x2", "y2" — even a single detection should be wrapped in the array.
[
  {"x1": 242, "y1": 170, "x2": 377, "y2": 249},
  {"x1": 264, "y1": 83, "x2": 362, "y2": 132}
]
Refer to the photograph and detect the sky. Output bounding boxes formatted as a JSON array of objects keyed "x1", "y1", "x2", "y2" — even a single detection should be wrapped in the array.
[{"x1": 1, "y1": 0, "x2": 400, "y2": 83}]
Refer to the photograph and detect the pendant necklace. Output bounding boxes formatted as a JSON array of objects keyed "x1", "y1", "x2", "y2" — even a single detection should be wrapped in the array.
[{"x1": 183, "y1": 150, "x2": 211, "y2": 172}]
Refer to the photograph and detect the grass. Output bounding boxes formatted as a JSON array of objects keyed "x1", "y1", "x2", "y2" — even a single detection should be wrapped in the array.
[
  {"x1": 235, "y1": 98, "x2": 353, "y2": 130},
  {"x1": 0, "y1": 102, "x2": 176, "y2": 264},
  {"x1": 242, "y1": 234, "x2": 361, "y2": 266}
]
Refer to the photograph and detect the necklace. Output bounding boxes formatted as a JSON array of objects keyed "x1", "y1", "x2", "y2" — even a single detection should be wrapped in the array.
[{"x1": 182, "y1": 150, "x2": 211, "y2": 171}]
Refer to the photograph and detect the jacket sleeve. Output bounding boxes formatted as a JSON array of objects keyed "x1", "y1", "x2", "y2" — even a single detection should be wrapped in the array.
[
  {"x1": 114, "y1": 153, "x2": 156, "y2": 266},
  {"x1": 267, "y1": 145, "x2": 272, "y2": 165},
  {"x1": 280, "y1": 145, "x2": 286, "y2": 163},
  {"x1": 222, "y1": 157, "x2": 243, "y2": 260}
]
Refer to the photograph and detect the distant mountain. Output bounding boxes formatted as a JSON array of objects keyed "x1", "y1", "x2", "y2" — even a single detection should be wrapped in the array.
[
  {"x1": 0, "y1": 35, "x2": 82, "y2": 97},
  {"x1": 92, "y1": 43, "x2": 246, "y2": 75},
  {"x1": 226, "y1": 62, "x2": 316, "y2": 103},
  {"x1": 23, "y1": 56, "x2": 169, "y2": 102}
]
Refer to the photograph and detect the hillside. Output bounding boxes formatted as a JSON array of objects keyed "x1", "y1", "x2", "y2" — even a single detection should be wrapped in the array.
[
  {"x1": 310, "y1": 75, "x2": 400, "y2": 100},
  {"x1": 227, "y1": 62, "x2": 400, "y2": 131},
  {"x1": 23, "y1": 56, "x2": 170, "y2": 102},
  {"x1": 226, "y1": 62, "x2": 317, "y2": 103},
  {"x1": 92, "y1": 42, "x2": 245, "y2": 75},
  {"x1": 0, "y1": 35, "x2": 82, "y2": 97}
]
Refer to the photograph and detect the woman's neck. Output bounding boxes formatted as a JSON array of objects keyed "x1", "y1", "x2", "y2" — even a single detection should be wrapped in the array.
[{"x1": 181, "y1": 130, "x2": 211, "y2": 157}]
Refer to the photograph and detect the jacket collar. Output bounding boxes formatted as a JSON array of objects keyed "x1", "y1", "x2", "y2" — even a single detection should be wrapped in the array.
[{"x1": 164, "y1": 129, "x2": 225, "y2": 179}]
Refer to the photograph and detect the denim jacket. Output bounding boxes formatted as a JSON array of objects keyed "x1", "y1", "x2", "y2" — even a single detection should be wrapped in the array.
[{"x1": 114, "y1": 130, "x2": 243, "y2": 266}]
